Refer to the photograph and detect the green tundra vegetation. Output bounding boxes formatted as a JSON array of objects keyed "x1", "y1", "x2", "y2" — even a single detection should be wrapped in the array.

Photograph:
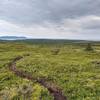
[{"x1": 0, "y1": 41, "x2": 100, "y2": 100}]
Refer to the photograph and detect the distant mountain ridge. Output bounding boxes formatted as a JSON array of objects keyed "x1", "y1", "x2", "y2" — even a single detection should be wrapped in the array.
[
  {"x1": 0, "y1": 36, "x2": 27, "y2": 40},
  {"x1": 0, "y1": 36, "x2": 99, "y2": 44}
]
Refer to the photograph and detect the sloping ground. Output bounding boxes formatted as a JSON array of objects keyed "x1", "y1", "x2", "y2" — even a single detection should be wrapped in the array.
[{"x1": 8, "y1": 56, "x2": 67, "y2": 100}]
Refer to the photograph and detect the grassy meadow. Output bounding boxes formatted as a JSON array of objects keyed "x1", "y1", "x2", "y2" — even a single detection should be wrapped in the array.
[{"x1": 0, "y1": 40, "x2": 100, "y2": 100}]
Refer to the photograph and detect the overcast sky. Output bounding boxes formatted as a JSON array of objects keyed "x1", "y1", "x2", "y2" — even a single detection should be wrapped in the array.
[{"x1": 0, "y1": 0, "x2": 100, "y2": 40}]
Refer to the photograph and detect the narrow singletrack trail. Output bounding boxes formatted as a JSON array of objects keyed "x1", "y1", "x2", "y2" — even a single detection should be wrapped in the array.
[{"x1": 8, "y1": 56, "x2": 67, "y2": 100}]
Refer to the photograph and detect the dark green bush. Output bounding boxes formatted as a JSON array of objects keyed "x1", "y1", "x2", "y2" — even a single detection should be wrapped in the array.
[{"x1": 85, "y1": 43, "x2": 93, "y2": 51}]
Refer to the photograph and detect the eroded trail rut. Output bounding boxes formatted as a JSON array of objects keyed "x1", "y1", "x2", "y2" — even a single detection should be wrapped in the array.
[{"x1": 8, "y1": 56, "x2": 67, "y2": 100}]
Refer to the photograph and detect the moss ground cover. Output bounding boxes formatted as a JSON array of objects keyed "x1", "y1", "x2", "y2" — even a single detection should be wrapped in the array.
[{"x1": 0, "y1": 42, "x2": 100, "y2": 100}]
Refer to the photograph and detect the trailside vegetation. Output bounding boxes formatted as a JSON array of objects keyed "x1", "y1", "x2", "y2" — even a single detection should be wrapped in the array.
[{"x1": 0, "y1": 41, "x2": 100, "y2": 100}]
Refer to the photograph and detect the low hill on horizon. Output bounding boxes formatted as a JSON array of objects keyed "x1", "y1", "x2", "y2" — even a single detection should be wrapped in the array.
[{"x1": 0, "y1": 36, "x2": 27, "y2": 40}]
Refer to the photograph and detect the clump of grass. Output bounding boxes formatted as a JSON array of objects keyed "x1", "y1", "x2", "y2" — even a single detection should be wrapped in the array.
[
  {"x1": 51, "y1": 48, "x2": 60, "y2": 55},
  {"x1": 17, "y1": 84, "x2": 33, "y2": 100}
]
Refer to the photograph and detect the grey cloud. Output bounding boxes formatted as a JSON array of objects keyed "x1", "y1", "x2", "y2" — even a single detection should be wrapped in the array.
[
  {"x1": 1, "y1": 0, "x2": 100, "y2": 40},
  {"x1": 83, "y1": 20, "x2": 100, "y2": 29},
  {"x1": 0, "y1": 0, "x2": 100, "y2": 25}
]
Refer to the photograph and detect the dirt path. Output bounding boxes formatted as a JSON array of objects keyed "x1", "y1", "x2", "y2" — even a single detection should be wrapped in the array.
[{"x1": 8, "y1": 56, "x2": 67, "y2": 100}]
